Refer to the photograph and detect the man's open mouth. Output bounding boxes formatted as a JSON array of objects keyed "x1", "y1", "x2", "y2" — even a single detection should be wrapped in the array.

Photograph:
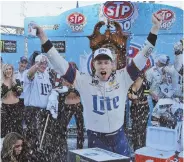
[{"x1": 101, "y1": 71, "x2": 107, "y2": 76}]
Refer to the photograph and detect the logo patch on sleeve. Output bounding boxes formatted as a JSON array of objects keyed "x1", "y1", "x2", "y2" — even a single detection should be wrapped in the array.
[{"x1": 144, "y1": 47, "x2": 153, "y2": 58}]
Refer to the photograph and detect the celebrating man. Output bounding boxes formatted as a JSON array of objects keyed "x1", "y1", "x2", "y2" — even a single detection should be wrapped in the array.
[{"x1": 33, "y1": 13, "x2": 161, "y2": 157}]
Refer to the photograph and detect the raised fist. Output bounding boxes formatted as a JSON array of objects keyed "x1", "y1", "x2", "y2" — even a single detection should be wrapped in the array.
[
  {"x1": 152, "y1": 12, "x2": 162, "y2": 28},
  {"x1": 32, "y1": 24, "x2": 46, "y2": 40}
]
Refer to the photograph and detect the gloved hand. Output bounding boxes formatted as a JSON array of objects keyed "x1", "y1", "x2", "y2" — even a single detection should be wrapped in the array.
[{"x1": 46, "y1": 89, "x2": 59, "y2": 119}]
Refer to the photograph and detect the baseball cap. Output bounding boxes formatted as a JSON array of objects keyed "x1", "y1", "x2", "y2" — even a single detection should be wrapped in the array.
[
  {"x1": 20, "y1": 56, "x2": 28, "y2": 63},
  {"x1": 35, "y1": 54, "x2": 48, "y2": 63},
  {"x1": 157, "y1": 55, "x2": 170, "y2": 65},
  {"x1": 94, "y1": 48, "x2": 113, "y2": 60}
]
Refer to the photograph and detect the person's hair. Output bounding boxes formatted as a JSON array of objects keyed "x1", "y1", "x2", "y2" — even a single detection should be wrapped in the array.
[
  {"x1": 94, "y1": 54, "x2": 112, "y2": 61},
  {"x1": 27, "y1": 51, "x2": 41, "y2": 68},
  {"x1": 69, "y1": 62, "x2": 79, "y2": 70},
  {"x1": 1, "y1": 132, "x2": 30, "y2": 162},
  {"x1": 1, "y1": 64, "x2": 16, "y2": 84}
]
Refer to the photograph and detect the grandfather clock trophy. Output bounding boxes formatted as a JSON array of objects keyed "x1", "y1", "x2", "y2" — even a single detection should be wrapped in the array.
[{"x1": 87, "y1": 20, "x2": 129, "y2": 73}]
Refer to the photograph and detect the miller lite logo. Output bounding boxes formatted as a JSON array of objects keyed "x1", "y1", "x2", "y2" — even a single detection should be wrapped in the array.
[
  {"x1": 156, "y1": 9, "x2": 175, "y2": 30},
  {"x1": 103, "y1": 1, "x2": 134, "y2": 21},
  {"x1": 67, "y1": 12, "x2": 86, "y2": 32}
]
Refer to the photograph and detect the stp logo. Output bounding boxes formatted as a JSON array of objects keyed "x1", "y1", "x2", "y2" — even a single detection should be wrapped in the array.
[
  {"x1": 67, "y1": 12, "x2": 85, "y2": 25},
  {"x1": 103, "y1": 1, "x2": 134, "y2": 21},
  {"x1": 67, "y1": 12, "x2": 86, "y2": 32},
  {"x1": 156, "y1": 9, "x2": 175, "y2": 30},
  {"x1": 157, "y1": 9, "x2": 174, "y2": 22}
]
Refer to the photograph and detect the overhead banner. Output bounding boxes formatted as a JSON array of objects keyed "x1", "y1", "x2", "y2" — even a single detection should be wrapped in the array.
[
  {"x1": 24, "y1": 2, "x2": 182, "y2": 36},
  {"x1": 24, "y1": 2, "x2": 183, "y2": 67}
]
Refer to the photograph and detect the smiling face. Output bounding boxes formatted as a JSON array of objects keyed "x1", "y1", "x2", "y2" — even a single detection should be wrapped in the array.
[
  {"x1": 4, "y1": 65, "x2": 13, "y2": 78},
  {"x1": 35, "y1": 55, "x2": 48, "y2": 73},
  {"x1": 37, "y1": 61, "x2": 48, "y2": 73},
  {"x1": 93, "y1": 57, "x2": 113, "y2": 81},
  {"x1": 13, "y1": 139, "x2": 23, "y2": 155}
]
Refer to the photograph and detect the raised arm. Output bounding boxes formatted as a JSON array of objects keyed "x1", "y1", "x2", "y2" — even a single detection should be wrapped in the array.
[
  {"x1": 27, "y1": 62, "x2": 41, "y2": 80},
  {"x1": 127, "y1": 13, "x2": 161, "y2": 81},
  {"x1": 128, "y1": 76, "x2": 144, "y2": 100},
  {"x1": 27, "y1": 55, "x2": 48, "y2": 80},
  {"x1": 34, "y1": 25, "x2": 77, "y2": 84}
]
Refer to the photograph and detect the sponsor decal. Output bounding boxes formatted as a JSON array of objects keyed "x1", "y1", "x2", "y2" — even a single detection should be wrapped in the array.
[
  {"x1": 128, "y1": 42, "x2": 154, "y2": 68},
  {"x1": 156, "y1": 9, "x2": 175, "y2": 30},
  {"x1": 40, "y1": 24, "x2": 60, "y2": 30},
  {"x1": 106, "y1": 83, "x2": 120, "y2": 92},
  {"x1": 144, "y1": 47, "x2": 154, "y2": 58},
  {"x1": 67, "y1": 12, "x2": 87, "y2": 32},
  {"x1": 103, "y1": 1, "x2": 134, "y2": 21},
  {"x1": 100, "y1": 1, "x2": 138, "y2": 31},
  {"x1": 93, "y1": 95, "x2": 119, "y2": 115},
  {"x1": 0, "y1": 40, "x2": 16, "y2": 53}
]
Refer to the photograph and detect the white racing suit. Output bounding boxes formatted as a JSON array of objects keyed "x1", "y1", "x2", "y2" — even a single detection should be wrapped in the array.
[{"x1": 41, "y1": 32, "x2": 157, "y2": 156}]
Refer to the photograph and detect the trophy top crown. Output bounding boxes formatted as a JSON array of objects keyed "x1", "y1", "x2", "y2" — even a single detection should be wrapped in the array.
[{"x1": 87, "y1": 20, "x2": 129, "y2": 51}]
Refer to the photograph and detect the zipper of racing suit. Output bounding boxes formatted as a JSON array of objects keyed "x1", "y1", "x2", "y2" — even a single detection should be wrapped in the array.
[{"x1": 104, "y1": 81, "x2": 111, "y2": 133}]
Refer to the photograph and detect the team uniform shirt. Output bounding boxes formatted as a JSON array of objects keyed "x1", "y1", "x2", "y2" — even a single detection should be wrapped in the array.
[
  {"x1": 145, "y1": 66, "x2": 164, "y2": 98},
  {"x1": 43, "y1": 37, "x2": 155, "y2": 133},
  {"x1": 164, "y1": 65, "x2": 183, "y2": 98},
  {"x1": 145, "y1": 65, "x2": 180, "y2": 99},
  {"x1": 14, "y1": 69, "x2": 28, "y2": 99},
  {"x1": 23, "y1": 70, "x2": 52, "y2": 109}
]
